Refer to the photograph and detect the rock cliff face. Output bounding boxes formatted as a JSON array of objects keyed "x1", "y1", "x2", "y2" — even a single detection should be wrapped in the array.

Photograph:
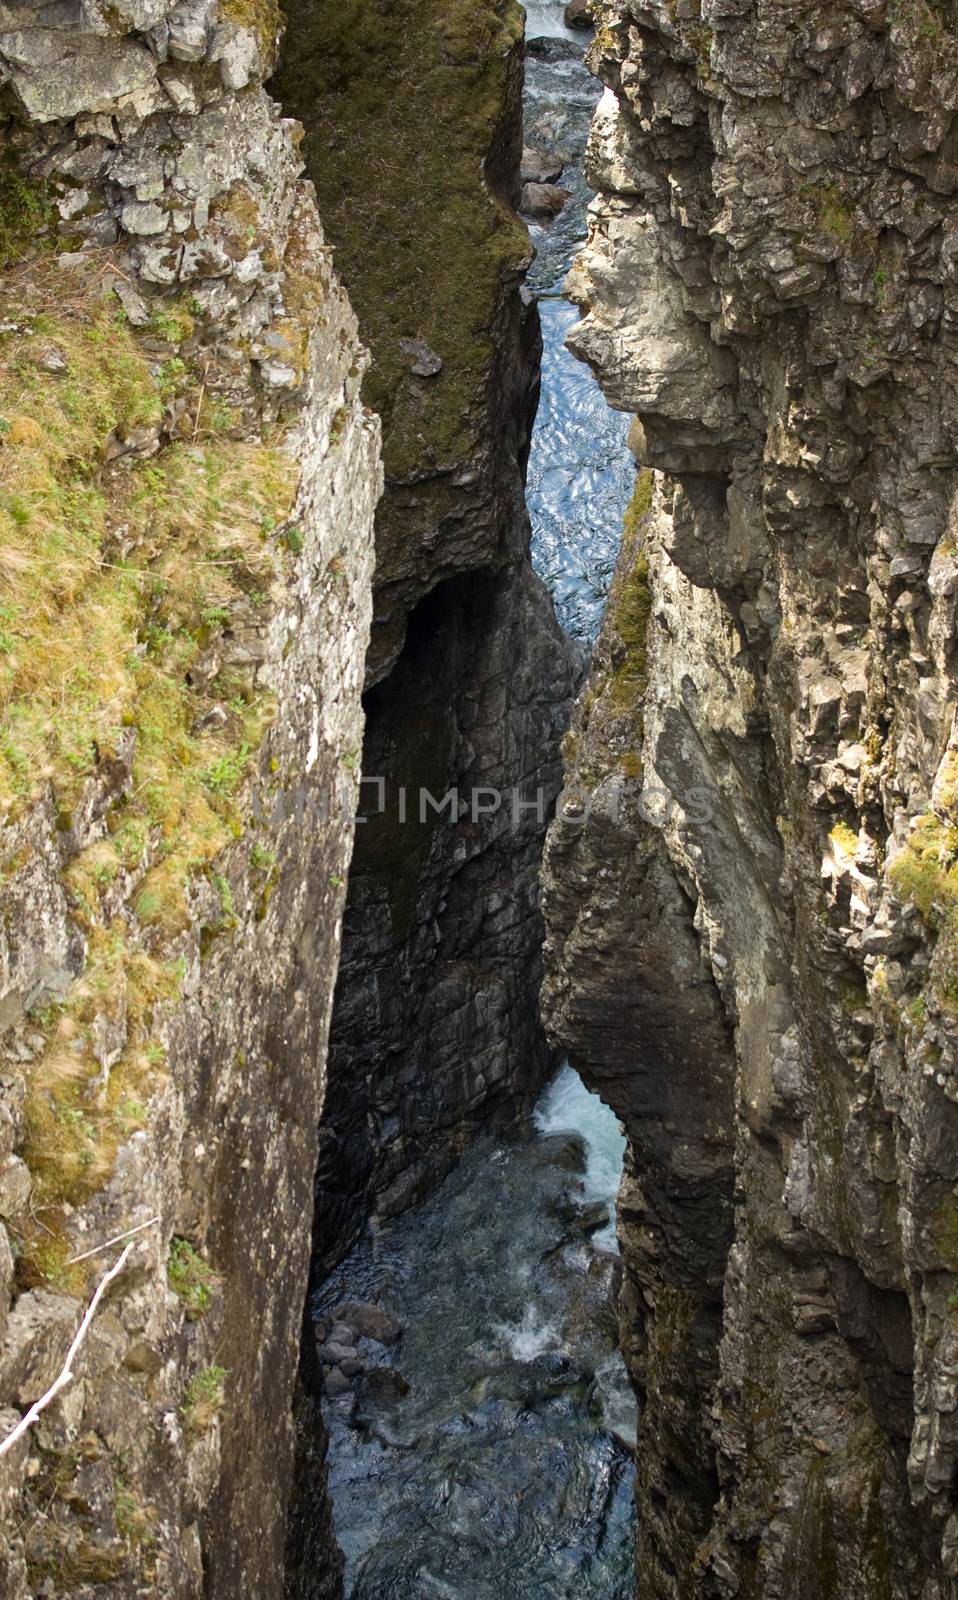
[
  {"x1": 543, "y1": 1, "x2": 958, "y2": 1595},
  {"x1": 274, "y1": 0, "x2": 577, "y2": 1268},
  {"x1": 0, "y1": 8, "x2": 379, "y2": 1597}
]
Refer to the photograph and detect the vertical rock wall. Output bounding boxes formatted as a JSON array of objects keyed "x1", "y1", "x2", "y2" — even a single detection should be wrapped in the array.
[
  {"x1": 0, "y1": 8, "x2": 379, "y2": 1597},
  {"x1": 543, "y1": 0, "x2": 958, "y2": 1595},
  {"x1": 273, "y1": 0, "x2": 578, "y2": 1268}
]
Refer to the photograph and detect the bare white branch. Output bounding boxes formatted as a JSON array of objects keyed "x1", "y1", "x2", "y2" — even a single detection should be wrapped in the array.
[
  {"x1": 0, "y1": 1240, "x2": 136, "y2": 1460},
  {"x1": 66, "y1": 1214, "x2": 160, "y2": 1267}
]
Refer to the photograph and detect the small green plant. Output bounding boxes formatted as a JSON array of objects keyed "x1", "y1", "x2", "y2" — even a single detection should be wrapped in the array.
[
  {"x1": 158, "y1": 356, "x2": 187, "y2": 395},
  {"x1": 202, "y1": 743, "x2": 252, "y2": 796},
  {"x1": 181, "y1": 1364, "x2": 227, "y2": 1432},
  {"x1": 0, "y1": 160, "x2": 56, "y2": 266},
  {"x1": 201, "y1": 604, "x2": 231, "y2": 627},
  {"x1": 147, "y1": 300, "x2": 195, "y2": 345},
  {"x1": 135, "y1": 888, "x2": 163, "y2": 923},
  {"x1": 250, "y1": 842, "x2": 275, "y2": 871},
  {"x1": 210, "y1": 871, "x2": 235, "y2": 925},
  {"x1": 114, "y1": 1482, "x2": 155, "y2": 1549},
  {"x1": 167, "y1": 1237, "x2": 217, "y2": 1318}
]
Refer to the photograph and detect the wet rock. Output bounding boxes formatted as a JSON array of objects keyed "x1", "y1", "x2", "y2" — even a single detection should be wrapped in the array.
[
  {"x1": 485, "y1": 1350, "x2": 589, "y2": 1408},
  {"x1": 334, "y1": 1300, "x2": 403, "y2": 1345},
  {"x1": 526, "y1": 36, "x2": 583, "y2": 61},
  {"x1": 323, "y1": 1368, "x2": 352, "y2": 1400},
  {"x1": 521, "y1": 146, "x2": 565, "y2": 185},
  {"x1": 355, "y1": 1367, "x2": 410, "y2": 1406},
  {"x1": 317, "y1": 1341, "x2": 357, "y2": 1366},
  {"x1": 573, "y1": 1199, "x2": 610, "y2": 1235},
  {"x1": 520, "y1": 181, "x2": 573, "y2": 220},
  {"x1": 532, "y1": 1133, "x2": 587, "y2": 1174},
  {"x1": 564, "y1": 0, "x2": 593, "y2": 27}
]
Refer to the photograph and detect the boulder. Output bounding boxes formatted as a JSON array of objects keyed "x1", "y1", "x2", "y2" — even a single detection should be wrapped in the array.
[
  {"x1": 317, "y1": 1340, "x2": 357, "y2": 1366},
  {"x1": 398, "y1": 336, "x2": 442, "y2": 377},
  {"x1": 520, "y1": 182, "x2": 573, "y2": 220},
  {"x1": 564, "y1": 0, "x2": 593, "y2": 27},
  {"x1": 335, "y1": 1300, "x2": 403, "y2": 1345},
  {"x1": 521, "y1": 146, "x2": 565, "y2": 185},
  {"x1": 575, "y1": 1199, "x2": 611, "y2": 1235},
  {"x1": 324, "y1": 1367, "x2": 352, "y2": 1399},
  {"x1": 355, "y1": 1366, "x2": 410, "y2": 1405}
]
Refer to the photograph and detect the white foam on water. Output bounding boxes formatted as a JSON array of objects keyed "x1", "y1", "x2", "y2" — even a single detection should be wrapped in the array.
[
  {"x1": 494, "y1": 1304, "x2": 562, "y2": 1361},
  {"x1": 535, "y1": 1062, "x2": 626, "y2": 1247},
  {"x1": 523, "y1": 0, "x2": 579, "y2": 40}
]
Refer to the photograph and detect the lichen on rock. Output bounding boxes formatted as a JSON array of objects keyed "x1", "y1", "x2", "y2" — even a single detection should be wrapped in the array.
[
  {"x1": 0, "y1": 7, "x2": 380, "y2": 1597},
  {"x1": 542, "y1": 0, "x2": 958, "y2": 1593}
]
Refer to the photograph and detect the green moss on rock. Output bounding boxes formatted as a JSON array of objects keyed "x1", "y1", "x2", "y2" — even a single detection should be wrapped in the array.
[{"x1": 272, "y1": 0, "x2": 529, "y2": 492}]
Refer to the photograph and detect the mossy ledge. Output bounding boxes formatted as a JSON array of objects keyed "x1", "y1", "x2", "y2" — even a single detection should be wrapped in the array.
[{"x1": 0, "y1": 257, "x2": 296, "y2": 1267}]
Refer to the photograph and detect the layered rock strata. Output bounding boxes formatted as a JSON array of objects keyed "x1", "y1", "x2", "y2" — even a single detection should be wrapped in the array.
[
  {"x1": 543, "y1": 1, "x2": 958, "y2": 1595},
  {"x1": 0, "y1": 8, "x2": 379, "y2": 1597}
]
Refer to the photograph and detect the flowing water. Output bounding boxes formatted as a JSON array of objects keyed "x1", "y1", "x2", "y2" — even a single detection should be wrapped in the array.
[
  {"x1": 523, "y1": 8, "x2": 634, "y2": 642},
  {"x1": 308, "y1": 18, "x2": 638, "y2": 1594},
  {"x1": 314, "y1": 1066, "x2": 635, "y2": 1598}
]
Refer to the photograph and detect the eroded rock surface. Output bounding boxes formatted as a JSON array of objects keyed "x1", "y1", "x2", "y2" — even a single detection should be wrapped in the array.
[
  {"x1": 274, "y1": 0, "x2": 578, "y2": 1271},
  {"x1": 0, "y1": 7, "x2": 379, "y2": 1597},
  {"x1": 543, "y1": 1, "x2": 958, "y2": 1595}
]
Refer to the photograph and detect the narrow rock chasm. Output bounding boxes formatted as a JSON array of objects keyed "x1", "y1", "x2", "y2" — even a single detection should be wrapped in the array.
[
  {"x1": 279, "y1": 2, "x2": 644, "y2": 1594},
  {"x1": 3, "y1": 0, "x2": 958, "y2": 1598}
]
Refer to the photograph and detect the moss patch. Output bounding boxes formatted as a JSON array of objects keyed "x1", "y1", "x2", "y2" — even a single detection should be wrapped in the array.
[
  {"x1": 607, "y1": 470, "x2": 654, "y2": 727},
  {"x1": 272, "y1": 0, "x2": 529, "y2": 489},
  {"x1": 0, "y1": 159, "x2": 56, "y2": 268},
  {"x1": 182, "y1": 1364, "x2": 227, "y2": 1433},
  {"x1": 829, "y1": 821, "x2": 858, "y2": 856},
  {"x1": 888, "y1": 812, "x2": 958, "y2": 1009},
  {"x1": 167, "y1": 1236, "x2": 218, "y2": 1318},
  {"x1": 1, "y1": 259, "x2": 297, "y2": 1229}
]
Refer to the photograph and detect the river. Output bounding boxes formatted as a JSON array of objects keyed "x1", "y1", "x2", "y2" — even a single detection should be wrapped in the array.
[
  {"x1": 313, "y1": 1066, "x2": 635, "y2": 1598},
  {"x1": 308, "y1": 11, "x2": 637, "y2": 1594},
  {"x1": 523, "y1": 6, "x2": 634, "y2": 642}
]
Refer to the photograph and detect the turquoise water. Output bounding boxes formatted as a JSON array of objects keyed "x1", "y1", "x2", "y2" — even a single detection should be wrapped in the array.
[
  {"x1": 313, "y1": 1066, "x2": 635, "y2": 1599},
  {"x1": 524, "y1": 10, "x2": 634, "y2": 642}
]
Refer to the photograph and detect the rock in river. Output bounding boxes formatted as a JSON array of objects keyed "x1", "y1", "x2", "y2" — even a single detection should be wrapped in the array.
[{"x1": 520, "y1": 181, "x2": 573, "y2": 220}]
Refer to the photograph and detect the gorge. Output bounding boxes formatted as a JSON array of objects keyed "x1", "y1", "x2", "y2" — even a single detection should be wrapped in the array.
[{"x1": 1, "y1": 1, "x2": 958, "y2": 1598}]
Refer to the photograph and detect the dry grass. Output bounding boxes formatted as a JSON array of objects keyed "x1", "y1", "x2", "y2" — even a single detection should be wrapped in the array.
[{"x1": 1, "y1": 256, "x2": 297, "y2": 1234}]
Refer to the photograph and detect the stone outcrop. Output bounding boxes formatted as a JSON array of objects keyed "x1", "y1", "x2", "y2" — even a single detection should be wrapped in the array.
[
  {"x1": 543, "y1": 1, "x2": 958, "y2": 1595},
  {"x1": 0, "y1": 7, "x2": 379, "y2": 1597},
  {"x1": 274, "y1": 0, "x2": 577, "y2": 1272}
]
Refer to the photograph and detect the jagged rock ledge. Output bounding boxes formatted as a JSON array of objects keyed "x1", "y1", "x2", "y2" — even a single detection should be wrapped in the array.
[{"x1": 543, "y1": 1, "x2": 958, "y2": 1595}]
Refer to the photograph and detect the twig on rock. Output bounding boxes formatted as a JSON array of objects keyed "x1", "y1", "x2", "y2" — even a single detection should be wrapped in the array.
[{"x1": 0, "y1": 1240, "x2": 136, "y2": 1460}]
